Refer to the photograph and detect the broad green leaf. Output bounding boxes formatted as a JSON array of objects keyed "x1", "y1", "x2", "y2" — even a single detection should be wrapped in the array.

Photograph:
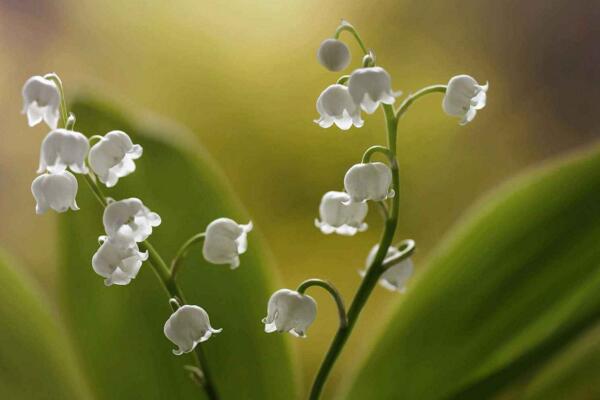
[
  {"x1": 59, "y1": 97, "x2": 297, "y2": 400},
  {"x1": 521, "y1": 325, "x2": 600, "y2": 400},
  {"x1": 343, "y1": 145, "x2": 600, "y2": 400},
  {"x1": 0, "y1": 251, "x2": 92, "y2": 400}
]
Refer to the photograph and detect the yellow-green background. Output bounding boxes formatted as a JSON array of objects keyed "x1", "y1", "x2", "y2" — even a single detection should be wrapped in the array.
[{"x1": 0, "y1": 0, "x2": 597, "y2": 397}]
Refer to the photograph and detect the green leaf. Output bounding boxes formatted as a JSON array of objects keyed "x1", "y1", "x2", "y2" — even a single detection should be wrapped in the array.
[
  {"x1": 520, "y1": 324, "x2": 600, "y2": 400},
  {"x1": 343, "y1": 145, "x2": 600, "y2": 400},
  {"x1": 0, "y1": 251, "x2": 93, "y2": 400},
  {"x1": 59, "y1": 97, "x2": 297, "y2": 400}
]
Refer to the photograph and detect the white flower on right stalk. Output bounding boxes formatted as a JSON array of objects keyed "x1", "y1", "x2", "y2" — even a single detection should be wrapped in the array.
[
  {"x1": 315, "y1": 191, "x2": 368, "y2": 236},
  {"x1": 363, "y1": 244, "x2": 413, "y2": 292},
  {"x1": 315, "y1": 84, "x2": 364, "y2": 130},
  {"x1": 21, "y1": 75, "x2": 61, "y2": 129},
  {"x1": 263, "y1": 289, "x2": 317, "y2": 338},
  {"x1": 164, "y1": 305, "x2": 222, "y2": 355},
  {"x1": 92, "y1": 236, "x2": 148, "y2": 286},
  {"x1": 38, "y1": 129, "x2": 89, "y2": 174},
  {"x1": 103, "y1": 198, "x2": 161, "y2": 242},
  {"x1": 317, "y1": 38, "x2": 351, "y2": 71},
  {"x1": 202, "y1": 218, "x2": 253, "y2": 269},
  {"x1": 442, "y1": 74, "x2": 488, "y2": 125},
  {"x1": 348, "y1": 67, "x2": 398, "y2": 114},
  {"x1": 88, "y1": 131, "x2": 143, "y2": 188},
  {"x1": 31, "y1": 171, "x2": 79, "y2": 214},
  {"x1": 344, "y1": 162, "x2": 394, "y2": 203}
]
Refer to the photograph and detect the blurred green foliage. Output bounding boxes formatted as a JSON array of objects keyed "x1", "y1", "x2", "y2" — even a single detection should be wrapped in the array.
[
  {"x1": 0, "y1": 252, "x2": 92, "y2": 400},
  {"x1": 345, "y1": 145, "x2": 600, "y2": 399}
]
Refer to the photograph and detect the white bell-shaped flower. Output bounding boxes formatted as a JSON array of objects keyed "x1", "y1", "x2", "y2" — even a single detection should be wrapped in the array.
[
  {"x1": 363, "y1": 244, "x2": 413, "y2": 292},
  {"x1": 263, "y1": 289, "x2": 317, "y2": 338},
  {"x1": 164, "y1": 305, "x2": 222, "y2": 355},
  {"x1": 103, "y1": 198, "x2": 161, "y2": 242},
  {"x1": 315, "y1": 84, "x2": 364, "y2": 130},
  {"x1": 442, "y1": 74, "x2": 488, "y2": 125},
  {"x1": 315, "y1": 191, "x2": 368, "y2": 236},
  {"x1": 88, "y1": 131, "x2": 143, "y2": 188},
  {"x1": 21, "y1": 75, "x2": 61, "y2": 129},
  {"x1": 202, "y1": 218, "x2": 253, "y2": 269},
  {"x1": 317, "y1": 39, "x2": 351, "y2": 71},
  {"x1": 92, "y1": 236, "x2": 148, "y2": 286},
  {"x1": 31, "y1": 171, "x2": 79, "y2": 214},
  {"x1": 348, "y1": 67, "x2": 397, "y2": 114},
  {"x1": 344, "y1": 162, "x2": 394, "y2": 203},
  {"x1": 38, "y1": 128, "x2": 89, "y2": 174}
]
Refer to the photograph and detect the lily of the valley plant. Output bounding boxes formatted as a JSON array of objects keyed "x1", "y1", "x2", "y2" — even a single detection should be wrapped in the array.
[{"x1": 24, "y1": 20, "x2": 487, "y2": 400}]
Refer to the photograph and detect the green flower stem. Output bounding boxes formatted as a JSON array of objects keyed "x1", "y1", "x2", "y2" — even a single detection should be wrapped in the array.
[
  {"x1": 55, "y1": 91, "x2": 219, "y2": 400},
  {"x1": 395, "y1": 84, "x2": 447, "y2": 122},
  {"x1": 297, "y1": 279, "x2": 348, "y2": 328},
  {"x1": 170, "y1": 232, "x2": 206, "y2": 280},
  {"x1": 362, "y1": 145, "x2": 394, "y2": 163},
  {"x1": 308, "y1": 104, "x2": 400, "y2": 400},
  {"x1": 333, "y1": 21, "x2": 369, "y2": 55},
  {"x1": 44, "y1": 73, "x2": 69, "y2": 128},
  {"x1": 382, "y1": 239, "x2": 416, "y2": 270},
  {"x1": 336, "y1": 75, "x2": 350, "y2": 85}
]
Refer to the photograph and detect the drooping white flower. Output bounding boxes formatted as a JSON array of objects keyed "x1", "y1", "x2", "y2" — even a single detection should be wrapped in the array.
[
  {"x1": 263, "y1": 289, "x2": 317, "y2": 338},
  {"x1": 362, "y1": 244, "x2": 413, "y2": 292},
  {"x1": 31, "y1": 171, "x2": 79, "y2": 214},
  {"x1": 344, "y1": 162, "x2": 394, "y2": 203},
  {"x1": 442, "y1": 74, "x2": 488, "y2": 125},
  {"x1": 21, "y1": 75, "x2": 61, "y2": 129},
  {"x1": 37, "y1": 128, "x2": 89, "y2": 174},
  {"x1": 164, "y1": 305, "x2": 222, "y2": 355},
  {"x1": 103, "y1": 198, "x2": 161, "y2": 242},
  {"x1": 315, "y1": 84, "x2": 364, "y2": 130},
  {"x1": 92, "y1": 236, "x2": 148, "y2": 286},
  {"x1": 202, "y1": 218, "x2": 253, "y2": 269},
  {"x1": 315, "y1": 191, "x2": 368, "y2": 236},
  {"x1": 317, "y1": 39, "x2": 351, "y2": 71},
  {"x1": 88, "y1": 131, "x2": 143, "y2": 188},
  {"x1": 347, "y1": 67, "x2": 398, "y2": 114}
]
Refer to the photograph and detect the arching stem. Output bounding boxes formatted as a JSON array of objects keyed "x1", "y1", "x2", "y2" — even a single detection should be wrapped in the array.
[{"x1": 297, "y1": 279, "x2": 347, "y2": 328}]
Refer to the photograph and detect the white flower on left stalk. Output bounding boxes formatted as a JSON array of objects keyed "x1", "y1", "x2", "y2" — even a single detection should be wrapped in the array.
[
  {"x1": 21, "y1": 75, "x2": 61, "y2": 129},
  {"x1": 348, "y1": 67, "x2": 398, "y2": 114},
  {"x1": 103, "y1": 198, "x2": 161, "y2": 242},
  {"x1": 164, "y1": 305, "x2": 222, "y2": 355},
  {"x1": 315, "y1": 191, "x2": 368, "y2": 236},
  {"x1": 92, "y1": 236, "x2": 148, "y2": 286},
  {"x1": 88, "y1": 131, "x2": 143, "y2": 188},
  {"x1": 344, "y1": 162, "x2": 394, "y2": 203},
  {"x1": 38, "y1": 129, "x2": 89, "y2": 174},
  {"x1": 442, "y1": 74, "x2": 488, "y2": 125},
  {"x1": 315, "y1": 84, "x2": 364, "y2": 130},
  {"x1": 362, "y1": 244, "x2": 414, "y2": 292},
  {"x1": 31, "y1": 171, "x2": 79, "y2": 214},
  {"x1": 202, "y1": 218, "x2": 253, "y2": 269},
  {"x1": 263, "y1": 289, "x2": 317, "y2": 338}
]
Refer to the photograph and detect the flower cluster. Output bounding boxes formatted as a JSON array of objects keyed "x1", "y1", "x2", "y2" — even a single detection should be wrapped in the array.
[
  {"x1": 22, "y1": 74, "x2": 253, "y2": 359},
  {"x1": 263, "y1": 21, "x2": 489, "y2": 343}
]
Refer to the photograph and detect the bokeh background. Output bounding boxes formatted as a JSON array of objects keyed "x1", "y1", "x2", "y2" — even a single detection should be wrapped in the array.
[{"x1": 0, "y1": 0, "x2": 598, "y2": 397}]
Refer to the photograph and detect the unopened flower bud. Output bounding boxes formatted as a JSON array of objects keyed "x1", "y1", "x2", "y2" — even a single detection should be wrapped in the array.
[{"x1": 317, "y1": 39, "x2": 351, "y2": 71}]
